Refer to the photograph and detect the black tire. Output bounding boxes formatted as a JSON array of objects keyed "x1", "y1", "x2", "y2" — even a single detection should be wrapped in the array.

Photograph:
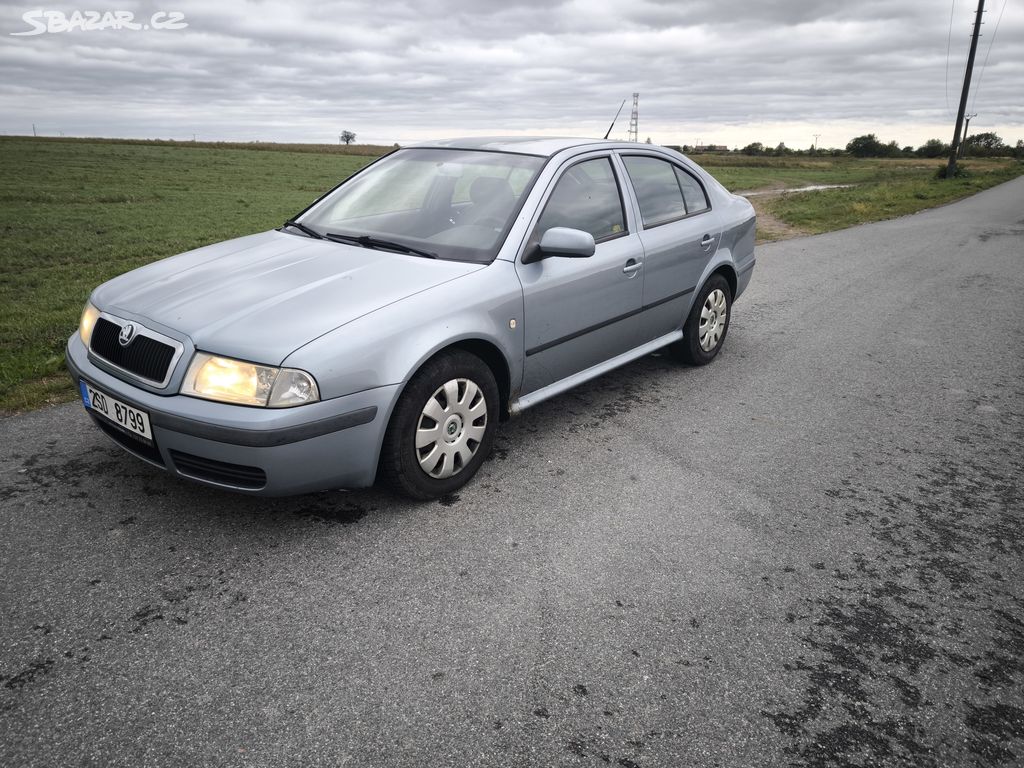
[
  {"x1": 672, "y1": 274, "x2": 732, "y2": 366},
  {"x1": 379, "y1": 350, "x2": 499, "y2": 500}
]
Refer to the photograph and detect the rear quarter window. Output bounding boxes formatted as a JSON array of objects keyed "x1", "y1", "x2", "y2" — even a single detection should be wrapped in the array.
[{"x1": 674, "y1": 167, "x2": 710, "y2": 214}]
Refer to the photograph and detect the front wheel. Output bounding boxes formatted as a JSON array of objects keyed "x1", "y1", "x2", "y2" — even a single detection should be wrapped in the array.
[
  {"x1": 672, "y1": 274, "x2": 732, "y2": 365},
  {"x1": 379, "y1": 350, "x2": 498, "y2": 500}
]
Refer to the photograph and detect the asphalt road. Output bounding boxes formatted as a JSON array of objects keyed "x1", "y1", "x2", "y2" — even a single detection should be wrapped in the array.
[{"x1": 2, "y1": 177, "x2": 1023, "y2": 768}]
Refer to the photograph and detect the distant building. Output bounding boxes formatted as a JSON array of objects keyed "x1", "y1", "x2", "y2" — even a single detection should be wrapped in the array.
[{"x1": 691, "y1": 144, "x2": 729, "y2": 153}]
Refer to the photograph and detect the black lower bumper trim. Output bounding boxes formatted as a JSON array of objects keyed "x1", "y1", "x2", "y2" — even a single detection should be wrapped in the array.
[{"x1": 169, "y1": 450, "x2": 267, "y2": 490}]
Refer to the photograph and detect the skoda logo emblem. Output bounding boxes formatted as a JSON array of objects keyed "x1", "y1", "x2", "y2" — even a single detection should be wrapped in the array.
[{"x1": 118, "y1": 323, "x2": 137, "y2": 346}]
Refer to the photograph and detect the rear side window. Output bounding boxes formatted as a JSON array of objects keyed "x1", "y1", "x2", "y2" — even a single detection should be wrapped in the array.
[
  {"x1": 623, "y1": 156, "x2": 711, "y2": 227},
  {"x1": 536, "y1": 158, "x2": 626, "y2": 242},
  {"x1": 622, "y1": 156, "x2": 685, "y2": 227}
]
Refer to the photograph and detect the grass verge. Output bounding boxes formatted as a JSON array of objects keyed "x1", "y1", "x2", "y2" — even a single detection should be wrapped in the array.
[{"x1": 757, "y1": 161, "x2": 1022, "y2": 236}]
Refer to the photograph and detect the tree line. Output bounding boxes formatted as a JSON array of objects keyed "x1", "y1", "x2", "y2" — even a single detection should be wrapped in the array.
[
  {"x1": 685, "y1": 133, "x2": 1023, "y2": 159},
  {"x1": 844, "y1": 133, "x2": 1020, "y2": 159}
]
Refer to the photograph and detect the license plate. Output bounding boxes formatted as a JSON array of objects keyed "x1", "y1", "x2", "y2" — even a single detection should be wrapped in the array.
[{"x1": 80, "y1": 380, "x2": 152, "y2": 443}]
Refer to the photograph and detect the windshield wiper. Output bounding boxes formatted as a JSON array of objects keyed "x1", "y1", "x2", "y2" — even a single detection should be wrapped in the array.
[
  {"x1": 282, "y1": 219, "x2": 324, "y2": 239},
  {"x1": 323, "y1": 232, "x2": 437, "y2": 259}
]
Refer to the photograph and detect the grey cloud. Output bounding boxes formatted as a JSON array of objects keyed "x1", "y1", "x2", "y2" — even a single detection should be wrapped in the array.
[{"x1": 0, "y1": 0, "x2": 1020, "y2": 145}]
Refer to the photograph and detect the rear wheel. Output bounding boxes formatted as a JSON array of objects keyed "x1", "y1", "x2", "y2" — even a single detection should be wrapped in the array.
[
  {"x1": 380, "y1": 350, "x2": 498, "y2": 500},
  {"x1": 672, "y1": 274, "x2": 732, "y2": 365}
]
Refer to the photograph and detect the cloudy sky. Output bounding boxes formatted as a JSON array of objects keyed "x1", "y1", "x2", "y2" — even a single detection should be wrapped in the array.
[{"x1": 1, "y1": 0, "x2": 1021, "y2": 149}]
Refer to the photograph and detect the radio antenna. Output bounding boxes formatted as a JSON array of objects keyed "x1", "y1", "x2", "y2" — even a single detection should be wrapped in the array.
[{"x1": 603, "y1": 99, "x2": 626, "y2": 140}]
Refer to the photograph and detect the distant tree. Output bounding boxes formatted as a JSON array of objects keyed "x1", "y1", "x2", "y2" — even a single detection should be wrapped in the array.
[
  {"x1": 901, "y1": 145, "x2": 914, "y2": 155},
  {"x1": 916, "y1": 138, "x2": 949, "y2": 158},
  {"x1": 339, "y1": 130, "x2": 356, "y2": 145},
  {"x1": 1015, "y1": 139, "x2": 1024, "y2": 160},
  {"x1": 645, "y1": 136, "x2": 653, "y2": 144},
  {"x1": 741, "y1": 142, "x2": 764, "y2": 156},
  {"x1": 846, "y1": 133, "x2": 885, "y2": 157},
  {"x1": 772, "y1": 142, "x2": 791, "y2": 156},
  {"x1": 963, "y1": 132, "x2": 1008, "y2": 156}
]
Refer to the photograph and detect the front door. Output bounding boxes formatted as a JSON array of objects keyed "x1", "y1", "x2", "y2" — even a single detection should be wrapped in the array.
[{"x1": 516, "y1": 156, "x2": 646, "y2": 394}]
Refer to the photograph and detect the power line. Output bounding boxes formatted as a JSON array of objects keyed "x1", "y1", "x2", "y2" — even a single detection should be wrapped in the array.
[
  {"x1": 969, "y1": 0, "x2": 1008, "y2": 113},
  {"x1": 945, "y1": 0, "x2": 957, "y2": 116}
]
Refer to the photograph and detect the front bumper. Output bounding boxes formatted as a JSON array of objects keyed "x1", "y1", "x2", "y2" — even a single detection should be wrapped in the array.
[{"x1": 67, "y1": 334, "x2": 398, "y2": 496}]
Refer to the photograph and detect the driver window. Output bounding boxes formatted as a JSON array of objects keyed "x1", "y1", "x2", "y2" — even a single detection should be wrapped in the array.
[{"x1": 535, "y1": 158, "x2": 626, "y2": 242}]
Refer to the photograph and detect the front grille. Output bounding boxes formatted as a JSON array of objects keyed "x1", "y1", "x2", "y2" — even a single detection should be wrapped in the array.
[
  {"x1": 169, "y1": 450, "x2": 267, "y2": 490},
  {"x1": 91, "y1": 317, "x2": 176, "y2": 385},
  {"x1": 92, "y1": 415, "x2": 165, "y2": 466}
]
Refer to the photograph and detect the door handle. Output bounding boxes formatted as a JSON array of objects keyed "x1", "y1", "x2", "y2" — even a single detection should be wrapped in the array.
[
  {"x1": 700, "y1": 234, "x2": 715, "y2": 250},
  {"x1": 622, "y1": 260, "x2": 642, "y2": 276}
]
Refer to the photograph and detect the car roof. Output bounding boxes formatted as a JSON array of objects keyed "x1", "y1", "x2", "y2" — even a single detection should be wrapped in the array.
[{"x1": 407, "y1": 136, "x2": 632, "y2": 157}]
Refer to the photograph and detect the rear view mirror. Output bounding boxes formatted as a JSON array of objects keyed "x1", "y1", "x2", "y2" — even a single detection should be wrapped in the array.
[{"x1": 538, "y1": 227, "x2": 595, "y2": 258}]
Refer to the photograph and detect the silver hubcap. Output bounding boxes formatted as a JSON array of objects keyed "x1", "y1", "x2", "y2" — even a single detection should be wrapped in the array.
[
  {"x1": 699, "y1": 289, "x2": 728, "y2": 352},
  {"x1": 416, "y1": 378, "x2": 487, "y2": 479}
]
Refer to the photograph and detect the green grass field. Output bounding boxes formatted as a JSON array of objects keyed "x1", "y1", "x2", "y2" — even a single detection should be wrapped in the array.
[
  {"x1": 0, "y1": 137, "x2": 375, "y2": 412},
  {"x1": 752, "y1": 159, "x2": 1023, "y2": 236},
  {"x1": 0, "y1": 137, "x2": 1020, "y2": 412},
  {"x1": 694, "y1": 154, "x2": 1023, "y2": 240}
]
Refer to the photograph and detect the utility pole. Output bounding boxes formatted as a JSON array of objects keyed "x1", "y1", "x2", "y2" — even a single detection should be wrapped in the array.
[
  {"x1": 813, "y1": 134, "x2": 821, "y2": 152},
  {"x1": 32, "y1": 123, "x2": 36, "y2": 137},
  {"x1": 958, "y1": 113, "x2": 977, "y2": 157},
  {"x1": 946, "y1": 0, "x2": 985, "y2": 178}
]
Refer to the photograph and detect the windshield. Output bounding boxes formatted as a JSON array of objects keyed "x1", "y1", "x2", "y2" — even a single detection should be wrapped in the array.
[{"x1": 297, "y1": 148, "x2": 546, "y2": 263}]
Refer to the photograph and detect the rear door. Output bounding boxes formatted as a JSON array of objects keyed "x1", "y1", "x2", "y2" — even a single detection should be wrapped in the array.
[
  {"x1": 620, "y1": 154, "x2": 719, "y2": 336},
  {"x1": 516, "y1": 155, "x2": 646, "y2": 394}
]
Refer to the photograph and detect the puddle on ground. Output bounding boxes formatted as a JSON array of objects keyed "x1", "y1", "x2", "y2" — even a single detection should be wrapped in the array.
[{"x1": 740, "y1": 183, "x2": 856, "y2": 197}]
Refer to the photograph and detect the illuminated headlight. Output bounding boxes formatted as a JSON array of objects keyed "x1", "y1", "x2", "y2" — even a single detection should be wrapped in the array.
[
  {"x1": 79, "y1": 302, "x2": 100, "y2": 347},
  {"x1": 181, "y1": 353, "x2": 320, "y2": 408}
]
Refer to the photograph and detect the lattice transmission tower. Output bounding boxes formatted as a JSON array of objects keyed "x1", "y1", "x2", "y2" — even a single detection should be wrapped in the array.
[{"x1": 627, "y1": 93, "x2": 639, "y2": 142}]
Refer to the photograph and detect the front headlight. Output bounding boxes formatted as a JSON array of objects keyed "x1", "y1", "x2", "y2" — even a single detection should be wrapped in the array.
[
  {"x1": 79, "y1": 302, "x2": 100, "y2": 347},
  {"x1": 181, "y1": 352, "x2": 320, "y2": 408}
]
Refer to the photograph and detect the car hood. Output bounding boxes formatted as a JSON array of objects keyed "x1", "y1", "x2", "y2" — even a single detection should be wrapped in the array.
[{"x1": 93, "y1": 230, "x2": 484, "y2": 365}]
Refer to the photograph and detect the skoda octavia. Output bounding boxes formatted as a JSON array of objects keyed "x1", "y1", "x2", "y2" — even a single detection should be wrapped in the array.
[{"x1": 68, "y1": 137, "x2": 756, "y2": 499}]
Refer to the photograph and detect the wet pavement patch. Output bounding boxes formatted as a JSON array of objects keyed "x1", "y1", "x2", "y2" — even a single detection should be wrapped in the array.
[
  {"x1": 763, "y1": 416, "x2": 1024, "y2": 765},
  {"x1": 293, "y1": 499, "x2": 371, "y2": 525}
]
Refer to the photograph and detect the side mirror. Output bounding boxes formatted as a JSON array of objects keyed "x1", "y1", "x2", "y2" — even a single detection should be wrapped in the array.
[{"x1": 537, "y1": 227, "x2": 596, "y2": 259}]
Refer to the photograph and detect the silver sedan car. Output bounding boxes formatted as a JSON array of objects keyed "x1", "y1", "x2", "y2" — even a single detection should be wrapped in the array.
[{"x1": 67, "y1": 137, "x2": 756, "y2": 499}]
